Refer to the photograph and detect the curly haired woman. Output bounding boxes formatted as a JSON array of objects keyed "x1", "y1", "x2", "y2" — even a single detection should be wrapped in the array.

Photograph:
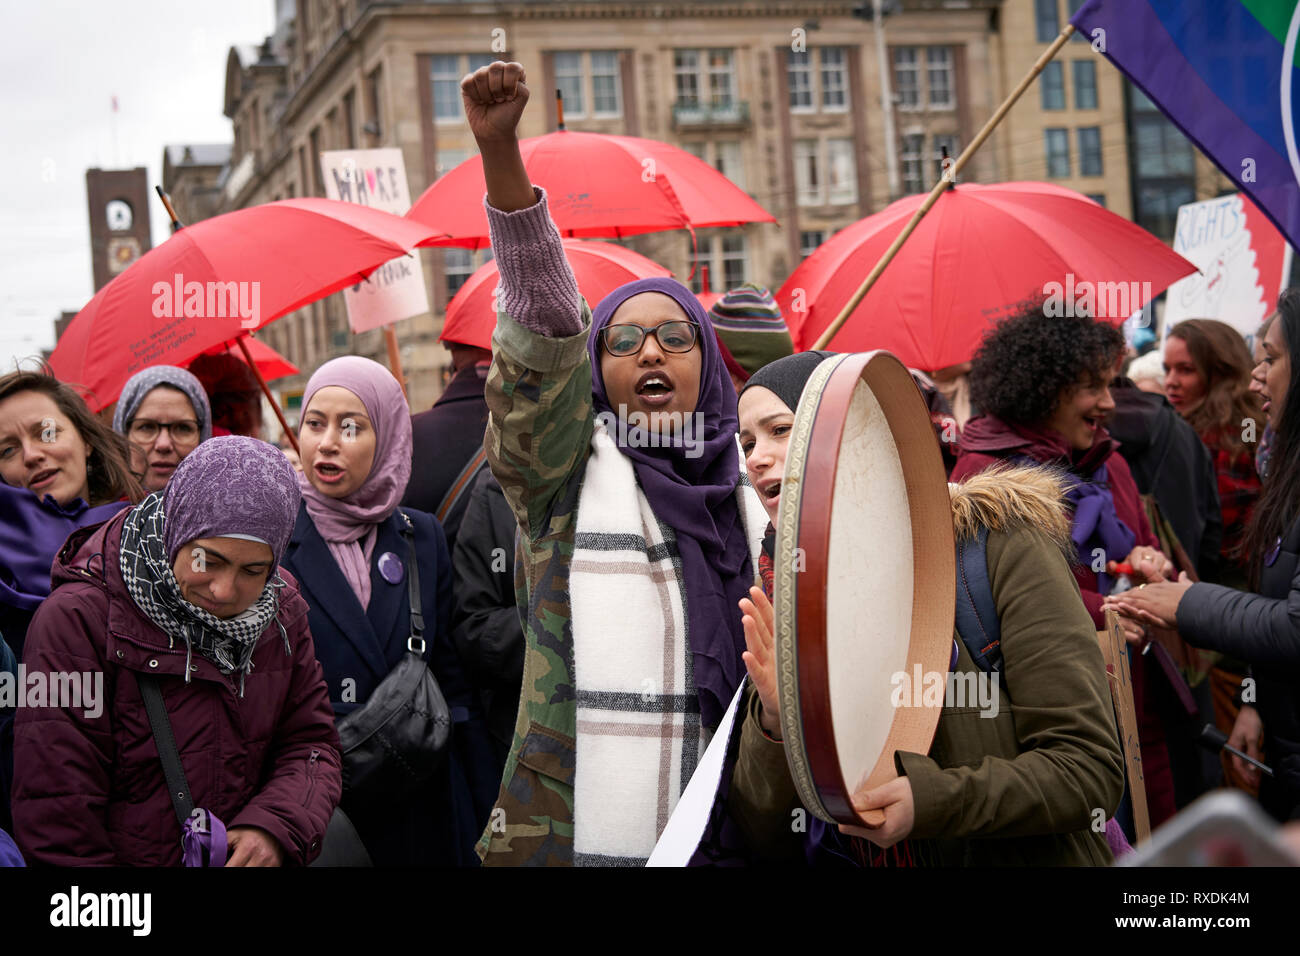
[{"x1": 951, "y1": 304, "x2": 1179, "y2": 829}]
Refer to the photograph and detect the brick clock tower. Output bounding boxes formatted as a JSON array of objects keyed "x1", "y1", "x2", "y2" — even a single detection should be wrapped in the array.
[{"x1": 86, "y1": 167, "x2": 152, "y2": 292}]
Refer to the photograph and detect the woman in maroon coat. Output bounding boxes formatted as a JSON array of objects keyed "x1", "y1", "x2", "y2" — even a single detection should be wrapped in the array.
[
  {"x1": 951, "y1": 306, "x2": 1180, "y2": 828},
  {"x1": 11, "y1": 437, "x2": 342, "y2": 866}
]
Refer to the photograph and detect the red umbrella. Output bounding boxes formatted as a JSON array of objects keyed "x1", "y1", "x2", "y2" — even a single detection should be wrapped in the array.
[
  {"x1": 49, "y1": 198, "x2": 438, "y2": 411},
  {"x1": 777, "y1": 182, "x2": 1198, "y2": 369},
  {"x1": 441, "y1": 239, "x2": 672, "y2": 350},
  {"x1": 199, "y1": 336, "x2": 299, "y2": 382},
  {"x1": 409, "y1": 130, "x2": 775, "y2": 249}
]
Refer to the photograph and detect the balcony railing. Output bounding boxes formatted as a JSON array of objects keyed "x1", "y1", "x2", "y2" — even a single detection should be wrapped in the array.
[{"x1": 672, "y1": 100, "x2": 751, "y2": 130}]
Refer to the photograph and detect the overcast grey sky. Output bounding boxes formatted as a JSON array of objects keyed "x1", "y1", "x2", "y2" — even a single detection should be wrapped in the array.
[{"x1": 0, "y1": 0, "x2": 276, "y2": 368}]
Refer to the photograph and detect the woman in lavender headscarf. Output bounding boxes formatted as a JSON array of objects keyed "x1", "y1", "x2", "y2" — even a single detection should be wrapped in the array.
[
  {"x1": 281, "y1": 356, "x2": 496, "y2": 866},
  {"x1": 11, "y1": 436, "x2": 342, "y2": 866}
]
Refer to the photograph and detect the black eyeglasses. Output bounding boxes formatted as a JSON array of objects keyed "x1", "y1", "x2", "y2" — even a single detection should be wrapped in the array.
[
  {"x1": 128, "y1": 419, "x2": 201, "y2": 445},
  {"x1": 599, "y1": 320, "x2": 699, "y2": 357}
]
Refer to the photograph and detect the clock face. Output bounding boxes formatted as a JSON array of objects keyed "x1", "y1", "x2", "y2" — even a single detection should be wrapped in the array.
[
  {"x1": 107, "y1": 237, "x2": 141, "y2": 275},
  {"x1": 106, "y1": 199, "x2": 133, "y2": 232}
]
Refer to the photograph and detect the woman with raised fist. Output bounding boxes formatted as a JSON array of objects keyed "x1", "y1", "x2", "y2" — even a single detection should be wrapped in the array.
[{"x1": 463, "y1": 61, "x2": 768, "y2": 866}]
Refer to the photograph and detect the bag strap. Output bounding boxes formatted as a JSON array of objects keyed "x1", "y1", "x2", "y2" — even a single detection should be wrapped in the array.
[
  {"x1": 396, "y1": 510, "x2": 425, "y2": 655},
  {"x1": 134, "y1": 672, "x2": 195, "y2": 828},
  {"x1": 954, "y1": 526, "x2": 1003, "y2": 675},
  {"x1": 434, "y1": 448, "x2": 488, "y2": 525}
]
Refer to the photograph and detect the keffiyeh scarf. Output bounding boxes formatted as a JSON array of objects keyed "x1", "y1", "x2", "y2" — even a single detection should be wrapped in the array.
[{"x1": 118, "y1": 493, "x2": 289, "y2": 694}]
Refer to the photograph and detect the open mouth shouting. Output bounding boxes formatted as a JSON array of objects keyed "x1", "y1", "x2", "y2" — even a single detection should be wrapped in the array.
[
  {"x1": 635, "y1": 370, "x2": 676, "y2": 408},
  {"x1": 758, "y1": 477, "x2": 782, "y2": 506},
  {"x1": 313, "y1": 459, "x2": 346, "y2": 485}
]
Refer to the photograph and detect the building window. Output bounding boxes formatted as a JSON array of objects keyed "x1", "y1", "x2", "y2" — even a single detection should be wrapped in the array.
[
  {"x1": 367, "y1": 66, "x2": 383, "y2": 137},
  {"x1": 901, "y1": 133, "x2": 925, "y2": 194},
  {"x1": 551, "y1": 51, "x2": 623, "y2": 119},
  {"x1": 435, "y1": 148, "x2": 469, "y2": 180},
  {"x1": 1045, "y1": 127, "x2": 1071, "y2": 178},
  {"x1": 1073, "y1": 60, "x2": 1097, "y2": 109},
  {"x1": 554, "y1": 52, "x2": 585, "y2": 116},
  {"x1": 591, "y1": 51, "x2": 621, "y2": 115},
  {"x1": 432, "y1": 53, "x2": 495, "y2": 122},
  {"x1": 827, "y1": 138, "x2": 857, "y2": 205},
  {"x1": 1129, "y1": 85, "x2": 1196, "y2": 239},
  {"x1": 1078, "y1": 126, "x2": 1103, "y2": 176},
  {"x1": 715, "y1": 140, "x2": 745, "y2": 190},
  {"x1": 683, "y1": 140, "x2": 745, "y2": 190},
  {"x1": 926, "y1": 48, "x2": 953, "y2": 109},
  {"x1": 676, "y1": 48, "x2": 736, "y2": 107},
  {"x1": 795, "y1": 139, "x2": 820, "y2": 206},
  {"x1": 821, "y1": 47, "x2": 848, "y2": 110},
  {"x1": 894, "y1": 48, "x2": 920, "y2": 110},
  {"x1": 444, "y1": 249, "x2": 476, "y2": 297},
  {"x1": 1085, "y1": 193, "x2": 1106, "y2": 207},
  {"x1": 788, "y1": 51, "x2": 813, "y2": 111},
  {"x1": 800, "y1": 231, "x2": 826, "y2": 260},
  {"x1": 1068, "y1": 0, "x2": 1089, "y2": 42},
  {"x1": 932, "y1": 134, "x2": 960, "y2": 181},
  {"x1": 795, "y1": 139, "x2": 856, "y2": 206},
  {"x1": 895, "y1": 46, "x2": 955, "y2": 111},
  {"x1": 689, "y1": 231, "x2": 749, "y2": 292},
  {"x1": 1041, "y1": 62, "x2": 1065, "y2": 110},
  {"x1": 1036, "y1": 0, "x2": 1060, "y2": 43}
]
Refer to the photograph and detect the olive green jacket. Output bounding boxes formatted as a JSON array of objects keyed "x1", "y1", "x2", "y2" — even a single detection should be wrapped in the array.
[{"x1": 731, "y1": 466, "x2": 1126, "y2": 866}]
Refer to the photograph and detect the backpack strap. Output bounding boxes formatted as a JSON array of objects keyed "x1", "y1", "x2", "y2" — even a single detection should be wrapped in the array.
[
  {"x1": 954, "y1": 525, "x2": 1003, "y2": 675},
  {"x1": 435, "y1": 448, "x2": 489, "y2": 526},
  {"x1": 135, "y1": 673, "x2": 195, "y2": 828}
]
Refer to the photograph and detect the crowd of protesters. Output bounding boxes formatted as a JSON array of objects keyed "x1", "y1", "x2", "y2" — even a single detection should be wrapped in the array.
[{"x1": 0, "y1": 60, "x2": 1297, "y2": 867}]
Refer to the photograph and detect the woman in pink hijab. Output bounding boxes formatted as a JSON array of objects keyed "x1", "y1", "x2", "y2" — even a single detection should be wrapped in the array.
[{"x1": 281, "y1": 356, "x2": 496, "y2": 866}]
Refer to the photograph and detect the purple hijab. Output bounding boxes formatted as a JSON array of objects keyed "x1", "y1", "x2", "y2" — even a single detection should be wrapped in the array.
[
  {"x1": 589, "y1": 277, "x2": 752, "y2": 730},
  {"x1": 297, "y1": 357, "x2": 412, "y2": 610}
]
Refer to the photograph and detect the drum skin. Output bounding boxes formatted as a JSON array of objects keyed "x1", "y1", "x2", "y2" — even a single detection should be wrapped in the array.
[{"x1": 773, "y1": 352, "x2": 955, "y2": 827}]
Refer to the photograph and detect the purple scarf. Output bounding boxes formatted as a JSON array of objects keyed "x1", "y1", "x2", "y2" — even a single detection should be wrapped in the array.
[
  {"x1": 1065, "y1": 463, "x2": 1136, "y2": 594},
  {"x1": 588, "y1": 277, "x2": 752, "y2": 730},
  {"x1": 297, "y1": 357, "x2": 412, "y2": 610}
]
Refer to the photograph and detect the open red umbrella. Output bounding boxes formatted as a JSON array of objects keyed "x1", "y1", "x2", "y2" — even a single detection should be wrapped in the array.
[
  {"x1": 409, "y1": 130, "x2": 775, "y2": 249},
  {"x1": 777, "y1": 182, "x2": 1198, "y2": 370},
  {"x1": 49, "y1": 198, "x2": 439, "y2": 411},
  {"x1": 441, "y1": 239, "x2": 671, "y2": 350},
  {"x1": 199, "y1": 336, "x2": 299, "y2": 382}
]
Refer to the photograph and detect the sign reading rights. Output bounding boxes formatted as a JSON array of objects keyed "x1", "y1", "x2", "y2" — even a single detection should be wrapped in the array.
[
  {"x1": 320, "y1": 148, "x2": 430, "y2": 333},
  {"x1": 1164, "y1": 193, "x2": 1293, "y2": 349}
]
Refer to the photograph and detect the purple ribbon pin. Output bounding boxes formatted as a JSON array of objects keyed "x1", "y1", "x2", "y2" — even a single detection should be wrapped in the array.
[
  {"x1": 378, "y1": 551, "x2": 404, "y2": 585},
  {"x1": 1266, "y1": 536, "x2": 1282, "y2": 568}
]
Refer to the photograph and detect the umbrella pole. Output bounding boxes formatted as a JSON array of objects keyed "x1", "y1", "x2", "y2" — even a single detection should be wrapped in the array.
[
  {"x1": 235, "y1": 335, "x2": 299, "y2": 454},
  {"x1": 383, "y1": 324, "x2": 408, "y2": 399},
  {"x1": 811, "y1": 23, "x2": 1076, "y2": 350}
]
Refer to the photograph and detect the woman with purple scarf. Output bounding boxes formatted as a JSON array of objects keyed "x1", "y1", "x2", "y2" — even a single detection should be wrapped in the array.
[
  {"x1": 463, "y1": 62, "x2": 769, "y2": 866},
  {"x1": 11, "y1": 437, "x2": 341, "y2": 866},
  {"x1": 281, "y1": 356, "x2": 496, "y2": 866}
]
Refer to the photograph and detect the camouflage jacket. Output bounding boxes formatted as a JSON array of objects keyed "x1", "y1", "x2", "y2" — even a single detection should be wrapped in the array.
[{"x1": 475, "y1": 301, "x2": 596, "y2": 866}]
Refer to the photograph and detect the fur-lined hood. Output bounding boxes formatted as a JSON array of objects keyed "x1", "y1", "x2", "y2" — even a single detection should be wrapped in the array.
[{"x1": 949, "y1": 463, "x2": 1074, "y2": 558}]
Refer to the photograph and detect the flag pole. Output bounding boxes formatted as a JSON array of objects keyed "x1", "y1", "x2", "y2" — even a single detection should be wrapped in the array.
[{"x1": 811, "y1": 23, "x2": 1077, "y2": 350}]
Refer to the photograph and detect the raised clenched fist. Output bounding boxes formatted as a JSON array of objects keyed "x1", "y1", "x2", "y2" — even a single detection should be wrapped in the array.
[{"x1": 461, "y1": 60, "x2": 529, "y2": 144}]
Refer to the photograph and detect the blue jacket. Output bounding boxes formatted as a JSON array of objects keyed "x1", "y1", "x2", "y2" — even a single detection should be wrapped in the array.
[{"x1": 283, "y1": 503, "x2": 497, "y2": 865}]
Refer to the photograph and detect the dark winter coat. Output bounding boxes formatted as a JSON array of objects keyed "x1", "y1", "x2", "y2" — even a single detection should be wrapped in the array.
[
  {"x1": 282, "y1": 502, "x2": 499, "y2": 865},
  {"x1": 450, "y1": 469, "x2": 526, "y2": 770},
  {"x1": 403, "y1": 361, "x2": 491, "y2": 551},
  {"x1": 1177, "y1": 512, "x2": 1300, "y2": 820},
  {"x1": 1108, "y1": 380, "x2": 1223, "y2": 580},
  {"x1": 11, "y1": 510, "x2": 342, "y2": 867}
]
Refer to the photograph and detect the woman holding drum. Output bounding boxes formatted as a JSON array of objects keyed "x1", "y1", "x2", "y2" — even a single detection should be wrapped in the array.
[{"x1": 730, "y1": 351, "x2": 1125, "y2": 865}]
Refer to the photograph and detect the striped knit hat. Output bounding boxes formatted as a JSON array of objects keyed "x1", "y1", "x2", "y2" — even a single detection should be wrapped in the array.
[{"x1": 708, "y1": 284, "x2": 794, "y2": 376}]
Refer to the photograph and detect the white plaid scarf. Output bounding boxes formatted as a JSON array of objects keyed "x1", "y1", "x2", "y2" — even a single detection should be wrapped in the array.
[{"x1": 571, "y1": 421, "x2": 767, "y2": 866}]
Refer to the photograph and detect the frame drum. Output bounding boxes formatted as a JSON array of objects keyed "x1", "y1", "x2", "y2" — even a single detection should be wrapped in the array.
[{"x1": 772, "y1": 352, "x2": 955, "y2": 827}]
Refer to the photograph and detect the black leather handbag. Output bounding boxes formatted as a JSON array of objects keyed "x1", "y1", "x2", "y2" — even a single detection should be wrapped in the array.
[{"x1": 335, "y1": 511, "x2": 452, "y2": 806}]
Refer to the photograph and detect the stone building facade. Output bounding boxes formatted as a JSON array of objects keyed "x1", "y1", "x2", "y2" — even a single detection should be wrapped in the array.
[{"x1": 164, "y1": 0, "x2": 1232, "y2": 422}]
